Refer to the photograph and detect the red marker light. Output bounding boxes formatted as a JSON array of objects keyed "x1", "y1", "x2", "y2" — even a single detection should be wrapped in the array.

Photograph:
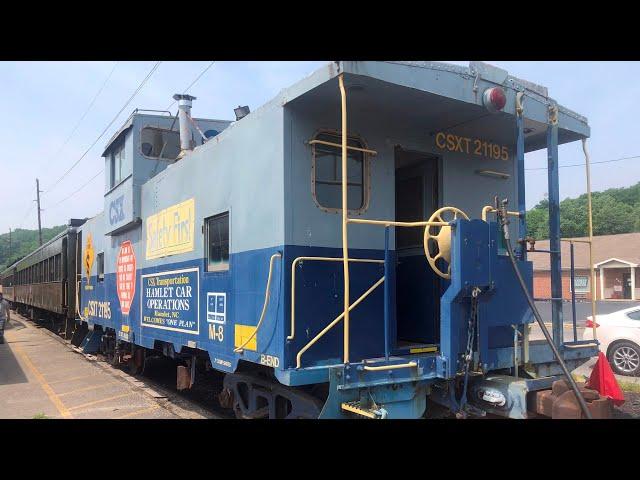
[
  {"x1": 483, "y1": 87, "x2": 507, "y2": 113},
  {"x1": 585, "y1": 319, "x2": 600, "y2": 328}
]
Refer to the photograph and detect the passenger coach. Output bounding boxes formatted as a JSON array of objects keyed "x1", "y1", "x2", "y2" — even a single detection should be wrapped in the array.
[{"x1": 0, "y1": 220, "x2": 84, "y2": 337}]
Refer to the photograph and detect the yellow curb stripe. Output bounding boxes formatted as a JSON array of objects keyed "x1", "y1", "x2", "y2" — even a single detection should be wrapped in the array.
[
  {"x1": 48, "y1": 374, "x2": 97, "y2": 385},
  {"x1": 68, "y1": 393, "x2": 131, "y2": 412},
  {"x1": 12, "y1": 343, "x2": 73, "y2": 419},
  {"x1": 57, "y1": 382, "x2": 117, "y2": 397},
  {"x1": 113, "y1": 404, "x2": 161, "y2": 419},
  {"x1": 42, "y1": 366, "x2": 95, "y2": 377}
]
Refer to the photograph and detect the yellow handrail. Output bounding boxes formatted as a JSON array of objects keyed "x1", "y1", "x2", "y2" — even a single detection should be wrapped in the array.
[
  {"x1": 348, "y1": 219, "x2": 449, "y2": 227},
  {"x1": 76, "y1": 279, "x2": 87, "y2": 321},
  {"x1": 307, "y1": 139, "x2": 377, "y2": 156},
  {"x1": 288, "y1": 256, "x2": 384, "y2": 341},
  {"x1": 234, "y1": 252, "x2": 282, "y2": 353},
  {"x1": 564, "y1": 343, "x2": 598, "y2": 349},
  {"x1": 339, "y1": 74, "x2": 351, "y2": 364},
  {"x1": 582, "y1": 139, "x2": 598, "y2": 342},
  {"x1": 75, "y1": 233, "x2": 87, "y2": 322},
  {"x1": 362, "y1": 361, "x2": 417, "y2": 371},
  {"x1": 297, "y1": 276, "x2": 385, "y2": 368},
  {"x1": 481, "y1": 205, "x2": 521, "y2": 222},
  {"x1": 335, "y1": 73, "x2": 450, "y2": 366}
]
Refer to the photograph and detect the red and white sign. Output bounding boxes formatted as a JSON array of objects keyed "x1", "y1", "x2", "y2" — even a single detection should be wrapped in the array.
[{"x1": 116, "y1": 241, "x2": 136, "y2": 315}]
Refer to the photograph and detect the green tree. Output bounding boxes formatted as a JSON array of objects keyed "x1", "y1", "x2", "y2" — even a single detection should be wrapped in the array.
[
  {"x1": 0, "y1": 225, "x2": 66, "y2": 271},
  {"x1": 526, "y1": 181, "x2": 640, "y2": 240},
  {"x1": 526, "y1": 207, "x2": 549, "y2": 240},
  {"x1": 592, "y1": 194, "x2": 635, "y2": 236}
]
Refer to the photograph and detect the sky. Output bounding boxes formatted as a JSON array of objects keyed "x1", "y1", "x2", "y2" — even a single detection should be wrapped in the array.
[{"x1": 0, "y1": 60, "x2": 638, "y2": 233}]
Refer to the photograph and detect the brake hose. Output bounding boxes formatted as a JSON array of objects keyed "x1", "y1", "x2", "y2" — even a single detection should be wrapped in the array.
[{"x1": 496, "y1": 202, "x2": 593, "y2": 419}]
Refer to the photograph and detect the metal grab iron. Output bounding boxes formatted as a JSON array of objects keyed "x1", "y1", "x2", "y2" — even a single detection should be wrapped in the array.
[{"x1": 423, "y1": 206, "x2": 469, "y2": 279}]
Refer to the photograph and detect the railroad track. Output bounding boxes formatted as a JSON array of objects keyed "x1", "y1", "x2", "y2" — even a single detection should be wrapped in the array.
[{"x1": 11, "y1": 311, "x2": 234, "y2": 419}]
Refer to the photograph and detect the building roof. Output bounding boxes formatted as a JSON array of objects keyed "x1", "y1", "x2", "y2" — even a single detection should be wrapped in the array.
[{"x1": 529, "y1": 232, "x2": 640, "y2": 271}]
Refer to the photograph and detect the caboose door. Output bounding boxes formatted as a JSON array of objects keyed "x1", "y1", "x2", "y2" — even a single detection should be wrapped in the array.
[{"x1": 394, "y1": 148, "x2": 440, "y2": 348}]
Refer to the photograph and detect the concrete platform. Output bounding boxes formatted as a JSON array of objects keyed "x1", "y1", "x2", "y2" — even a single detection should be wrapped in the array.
[{"x1": 0, "y1": 315, "x2": 187, "y2": 419}]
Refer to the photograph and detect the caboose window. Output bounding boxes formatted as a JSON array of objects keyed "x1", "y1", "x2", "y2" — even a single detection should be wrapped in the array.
[
  {"x1": 110, "y1": 141, "x2": 126, "y2": 188},
  {"x1": 140, "y1": 127, "x2": 181, "y2": 160},
  {"x1": 97, "y1": 253, "x2": 105, "y2": 282},
  {"x1": 205, "y1": 212, "x2": 230, "y2": 272},
  {"x1": 312, "y1": 132, "x2": 368, "y2": 212}
]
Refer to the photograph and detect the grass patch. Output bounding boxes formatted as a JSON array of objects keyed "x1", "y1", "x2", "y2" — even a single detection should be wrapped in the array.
[
  {"x1": 572, "y1": 373, "x2": 588, "y2": 384},
  {"x1": 617, "y1": 381, "x2": 640, "y2": 393},
  {"x1": 32, "y1": 412, "x2": 49, "y2": 419}
]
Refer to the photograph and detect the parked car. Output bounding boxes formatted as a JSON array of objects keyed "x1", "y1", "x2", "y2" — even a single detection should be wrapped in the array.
[{"x1": 582, "y1": 306, "x2": 640, "y2": 376}]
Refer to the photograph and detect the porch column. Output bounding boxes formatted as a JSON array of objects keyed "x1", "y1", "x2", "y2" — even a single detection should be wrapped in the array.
[
  {"x1": 516, "y1": 95, "x2": 526, "y2": 260},
  {"x1": 632, "y1": 266, "x2": 636, "y2": 300},
  {"x1": 600, "y1": 267, "x2": 605, "y2": 300},
  {"x1": 546, "y1": 107, "x2": 563, "y2": 348}
]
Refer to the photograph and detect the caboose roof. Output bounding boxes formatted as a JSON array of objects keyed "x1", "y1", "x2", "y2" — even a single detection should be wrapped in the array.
[
  {"x1": 101, "y1": 61, "x2": 590, "y2": 161},
  {"x1": 278, "y1": 61, "x2": 589, "y2": 153}
]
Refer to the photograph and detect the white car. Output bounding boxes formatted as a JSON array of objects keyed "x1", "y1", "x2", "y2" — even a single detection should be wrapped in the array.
[{"x1": 582, "y1": 306, "x2": 640, "y2": 376}]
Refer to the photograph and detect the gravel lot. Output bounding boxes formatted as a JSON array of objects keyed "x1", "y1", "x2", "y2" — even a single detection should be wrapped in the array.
[{"x1": 614, "y1": 391, "x2": 640, "y2": 418}]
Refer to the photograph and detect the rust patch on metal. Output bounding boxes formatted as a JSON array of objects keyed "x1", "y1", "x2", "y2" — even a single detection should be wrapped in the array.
[{"x1": 530, "y1": 380, "x2": 612, "y2": 419}]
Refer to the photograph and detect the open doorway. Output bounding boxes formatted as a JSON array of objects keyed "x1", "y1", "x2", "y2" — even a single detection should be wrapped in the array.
[
  {"x1": 394, "y1": 147, "x2": 440, "y2": 351},
  {"x1": 623, "y1": 272, "x2": 632, "y2": 299}
]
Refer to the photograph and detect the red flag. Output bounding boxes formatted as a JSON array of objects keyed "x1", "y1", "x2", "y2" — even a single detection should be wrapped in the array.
[{"x1": 587, "y1": 352, "x2": 625, "y2": 407}]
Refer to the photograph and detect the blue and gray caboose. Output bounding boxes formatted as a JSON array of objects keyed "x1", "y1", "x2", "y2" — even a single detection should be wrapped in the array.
[{"x1": 73, "y1": 61, "x2": 602, "y2": 419}]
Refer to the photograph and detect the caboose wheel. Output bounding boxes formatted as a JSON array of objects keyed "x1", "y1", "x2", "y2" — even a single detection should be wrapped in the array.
[
  {"x1": 129, "y1": 347, "x2": 146, "y2": 375},
  {"x1": 223, "y1": 372, "x2": 323, "y2": 419}
]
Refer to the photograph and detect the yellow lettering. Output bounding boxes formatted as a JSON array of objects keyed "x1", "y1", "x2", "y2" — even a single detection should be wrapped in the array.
[{"x1": 446, "y1": 134, "x2": 456, "y2": 151}]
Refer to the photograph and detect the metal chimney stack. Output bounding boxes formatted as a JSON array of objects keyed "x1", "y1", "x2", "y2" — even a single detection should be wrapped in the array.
[{"x1": 173, "y1": 94, "x2": 197, "y2": 157}]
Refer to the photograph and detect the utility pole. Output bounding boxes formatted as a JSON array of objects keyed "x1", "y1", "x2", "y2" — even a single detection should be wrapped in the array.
[
  {"x1": 36, "y1": 178, "x2": 43, "y2": 246},
  {"x1": 8, "y1": 228, "x2": 11, "y2": 259}
]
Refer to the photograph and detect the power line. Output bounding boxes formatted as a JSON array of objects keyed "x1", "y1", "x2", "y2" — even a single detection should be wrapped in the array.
[
  {"x1": 16, "y1": 203, "x2": 35, "y2": 230},
  {"x1": 51, "y1": 169, "x2": 104, "y2": 208},
  {"x1": 166, "y1": 61, "x2": 216, "y2": 111},
  {"x1": 23, "y1": 61, "x2": 215, "y2": 221},
  {"x1": 12, "y1": 64, "x2": 119, "y2": 233},
  {"x1": 525, "y1": 154, "x2": 640, "y2": 171},
  {"x1": 42, "y1": 62, "x2": 119, "y2": 180},
  {"x1": 45, "y1": 61, "x2": 162, "y2": 193}
]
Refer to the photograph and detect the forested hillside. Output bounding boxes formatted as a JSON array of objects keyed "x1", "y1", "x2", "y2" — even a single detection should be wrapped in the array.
[
  {"x1": 526, "y1": 182, "x2": 640, "y2": 240},
  {"x1": 0, "y1": 225, "x2": 66, "y2": 271}
]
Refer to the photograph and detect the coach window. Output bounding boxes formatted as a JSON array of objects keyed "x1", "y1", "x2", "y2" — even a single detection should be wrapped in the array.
[
  {"x1": 311, "y1": 131, "x2": 369, "y2": 213},
  {"x1": 54, "y1": 254, "x2": 61, "y2": 281},
  {"x1": 97, "y1": 253, "x2": 105, "y2": 282},
  {"x1": 140, "y1": 127, "x2": 181, "y2": 160},
  {"x1": 205, "y1": 212, "x2": 230, "y2": 272}
]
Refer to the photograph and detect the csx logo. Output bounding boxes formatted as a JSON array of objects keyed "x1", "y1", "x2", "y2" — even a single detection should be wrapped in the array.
[{"x1": 109, "y1": 196, "x2": 125, "y2": 225}]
